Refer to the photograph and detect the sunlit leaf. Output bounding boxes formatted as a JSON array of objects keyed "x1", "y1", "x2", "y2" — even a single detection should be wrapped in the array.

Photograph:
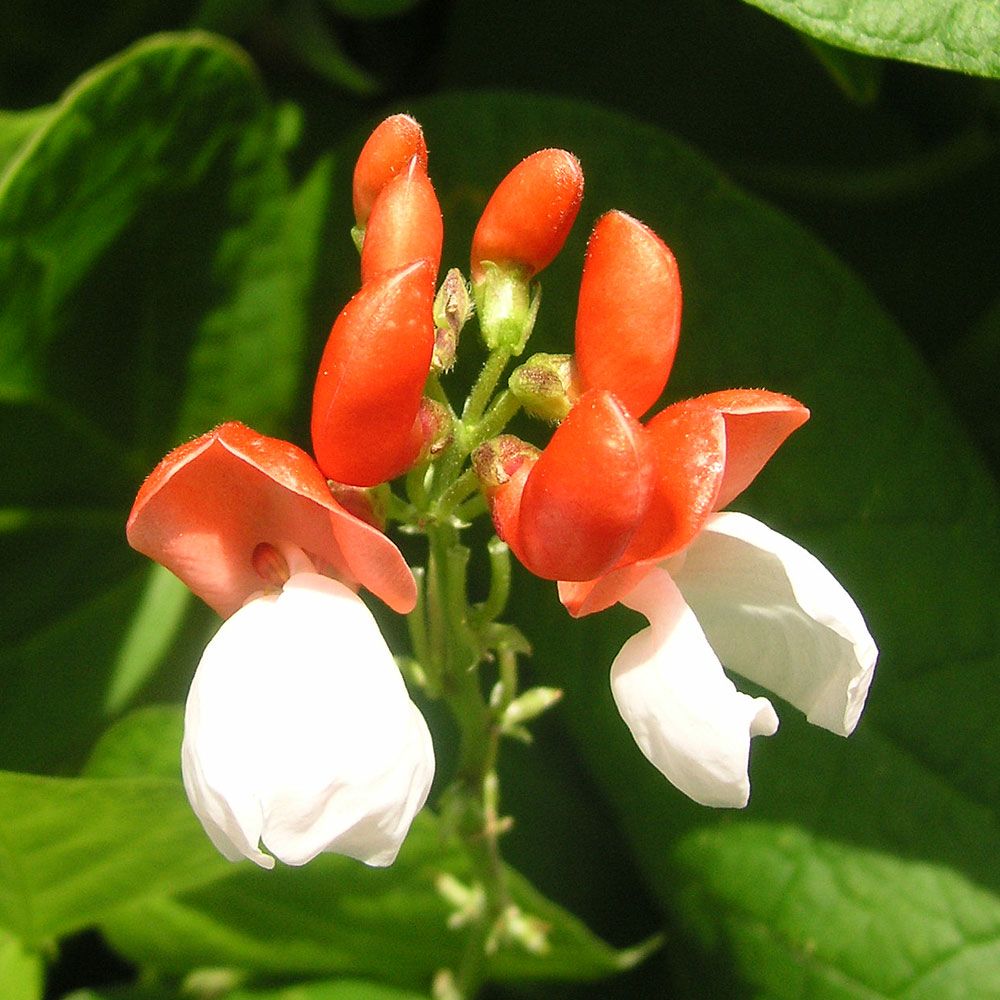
[
  {"x1": 91, "y1": 707, "x2": 653, "y2": 988},
  {"x1": 0, "y1": 930, "x2": 42, "y2": 1000},
  {"x1": 0, "y1": 770, "x2": 228, "y2": 945},
  {"x1": 741, "y1": 0, "x2": 1000, "y2": 78},
  {"x1": 676, "y1": 824, "x2": 1000, "y2": 999}
]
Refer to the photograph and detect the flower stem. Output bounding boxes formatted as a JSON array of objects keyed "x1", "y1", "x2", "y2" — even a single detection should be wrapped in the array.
[{"x1": 463, "y1": 348, "x2": 511, "y2": 425}]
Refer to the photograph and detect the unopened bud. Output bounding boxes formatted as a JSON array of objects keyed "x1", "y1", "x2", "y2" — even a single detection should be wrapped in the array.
[
  {"x1": 471, "y1": 435, "x2": 540, "y2": 494},
  {"x1": 434, "y1": 268, "x2": 473, "y2": 335},
  {"x1": 353, "y1": 114, "x2": 428, "y2": 229},
  {"x1": 501, "y1": 686, "x2": 563, "y2": 731},
  {"x1": 432, "y1": 268, "x2": 472, "y2": 371},
  {"x1": 502, "y1": 906, "x2": 551, "y2": 956},
  {"x1": 470, "y1": 148, "x2": 584, "y2": 283},
  {"x1": 486, "y1": 905, "x2": 551, "y2": 956},
  {"x1": 435, "y1": 873, "x2": 485, "y2": 929},
  {"x1": 509, "y1": 353, "x2": 579, "y2": 421},
  {"x1": 416, "y1": 398, "x2": 454, "y2": 460},
  {"x1": 360, "y1": 156, "x2": 443, "y2": 285}
]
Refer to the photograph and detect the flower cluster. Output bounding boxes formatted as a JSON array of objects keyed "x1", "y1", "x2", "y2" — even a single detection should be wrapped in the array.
[
  {"x1": 472, "y1": 192, "x2": 877, "y2": 808},
  {"x1": 127, "y1": 113, "x2": 876, "y2": 875}
]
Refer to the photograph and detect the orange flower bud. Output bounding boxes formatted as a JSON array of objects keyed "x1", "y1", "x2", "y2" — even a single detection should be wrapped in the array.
[
  {"x1": 470, "y1": 149, "x2": 584, "y2": 283},
  {"x1": 360, "y1": 156, "x2": 443, "y2": 284},
  {"x1": 575, "y1": 211, "x2": 682, "y2": 419},
  {"x1": 312, "y1": 260, "x2": 435, "y2": 487},
  {"x1": 352, "y1": 114, "x2": 428, "y2": 228}
]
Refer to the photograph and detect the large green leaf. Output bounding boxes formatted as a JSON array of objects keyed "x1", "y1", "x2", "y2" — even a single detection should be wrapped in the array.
[
  {"x1": 0, "y1": 930, "x2": 42, "y2": 1000},
  {"x1": 326, "y1": 92, "x2": 1000, "y2": 995},
  {"x1": 228, "y1": 982, "x2": 430, "y2": 1000},
  {"x1": 940, "y1": 295, "x2": 1000, "y2": 473},
  {"x1": 67, "y1": 979, "x2": 430, "y2": 1000},
  {"x1": 0, "y1": 32, "x2": 329, "y2": 772},
  {"x1": 675, "y1": 824, "x2": 1000, "y2": 999},
  {"x1": 0, "y1": 770, "x2": 229, "y2": 945},
  {"x1": 0, "y1": 108, "x2": 52, "y2": 173},
  {"x1": 740, "y1": 0, "x2": 1000, "y2": 78},
  {"x1": 91, "y1": 707, "x2": 650, "y2": 989}
]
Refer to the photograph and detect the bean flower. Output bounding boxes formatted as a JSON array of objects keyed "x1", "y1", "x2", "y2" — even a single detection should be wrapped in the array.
[
  {"x1": 127, "y1": 422, "x2": 434, "y2": 866},
  {"x1": 478, "y1": 210, "x2": 877, "y2": 807},
  {"x1": 125, "y1": 120, "x2": 450, "y2": 868}
]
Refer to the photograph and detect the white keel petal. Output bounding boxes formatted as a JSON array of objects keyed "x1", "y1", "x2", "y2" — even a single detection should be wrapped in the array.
[{"x1": 614, "y1": 568, "x2": 778, "y2": 808}]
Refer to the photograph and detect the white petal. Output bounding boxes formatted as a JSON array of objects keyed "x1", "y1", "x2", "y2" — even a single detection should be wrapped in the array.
[
  {"x1": 666, "y1": 511, "x2": 877, "y2": 736},
  {"x1": 181, "y1": 572, "x2": 434, "y2": 868},
  {"x1": 614, "y1": 568, "x2": 778, "y2": 808}
]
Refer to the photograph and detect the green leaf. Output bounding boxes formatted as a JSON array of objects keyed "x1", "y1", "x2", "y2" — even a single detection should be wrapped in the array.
[
  {"x1": 90, "y1": 707, "x2": 642, "y2": 987},
  {"x1": 940, "y1": 295, "x2": 1000, "y2": 473},
  {"x1": 0, "y1": 770, "x2": 229, "y2": 945},
  {"x1": 675, "y1": 824, "x2": 1000, "y2": 999},
  {"x1": 357, "y1": 92, "x2": 1000, "y2": 994},
  {"x1": 100, "y1": 815, "x2": 643, "y2": 988},
  {"x1": 228, "y1": 982, "x2": 431, "y2": 1000},
  {"x1": 0, "y1": 108, "x2": 52, "y2": 173},
  {"x1": 0, "y1": 32, "x2": 329, "y2": 772},
  {"x1": 65, "y1": 980, "x2": 429, "y2": 1000},
  {"x1": 274, "y1": 0, "x2": 379, "y2": 95},
  {"x1": 0, "y1": 929, "x2": 42, "y2": 1000},
  {"x1": 84, "y1": 704, "x2": 186, "y2": 781},
  {"x1": 740, "y1": 0, "x2": 1000, "y2": 78}
]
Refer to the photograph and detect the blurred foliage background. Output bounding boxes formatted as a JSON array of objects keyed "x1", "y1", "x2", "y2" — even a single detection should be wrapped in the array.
[{"x1": 1, "y1": 1, "x2": 998, "y2": 999}]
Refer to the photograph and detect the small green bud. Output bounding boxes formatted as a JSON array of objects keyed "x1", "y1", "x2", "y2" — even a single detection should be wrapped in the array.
[
  {"x1": 501, "y1": 686, "x2": 563, "y2": 730},
  {"x1": 486, "y1": 904, "x2": 551, "y2": 956},
  {"x1": 508, "y1": 353, "x2": 578, "y2": 421},
  {"x1": 435, "y1": 873, "x2": 485, "y2": 929}
]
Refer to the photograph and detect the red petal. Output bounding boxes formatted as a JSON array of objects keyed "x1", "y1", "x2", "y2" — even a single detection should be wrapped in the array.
[
  {"x1": 515, "y1": 390, "x2": 651, "y2": 581},
  {"x1": 575, "y1": 211, "x2": 682, "y2": 418},
  {"x1": 470, "y1": 149, "x2": 584, "y2": 282},
  {"x1": 694, "y1": 389, "x2": 810, "y2": 509},
  {"x1": 616, "y1": 399, "x2": 726, "y2": 564},
  {"x1": 311, "y1": 260, "x2": 435, "y2": 487},
  {"x1": 126, "y1": 422, "x2": 417, "y2": 616},
  {"x1": 360, "y1": 157, "x2": 443, "y2": 284},
  {"x1": 352, "y1": 114, "x2": 428, "y2": 228},
  {"x1": 557, "y1": 564, "x2": 653, "y2": 618}
]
